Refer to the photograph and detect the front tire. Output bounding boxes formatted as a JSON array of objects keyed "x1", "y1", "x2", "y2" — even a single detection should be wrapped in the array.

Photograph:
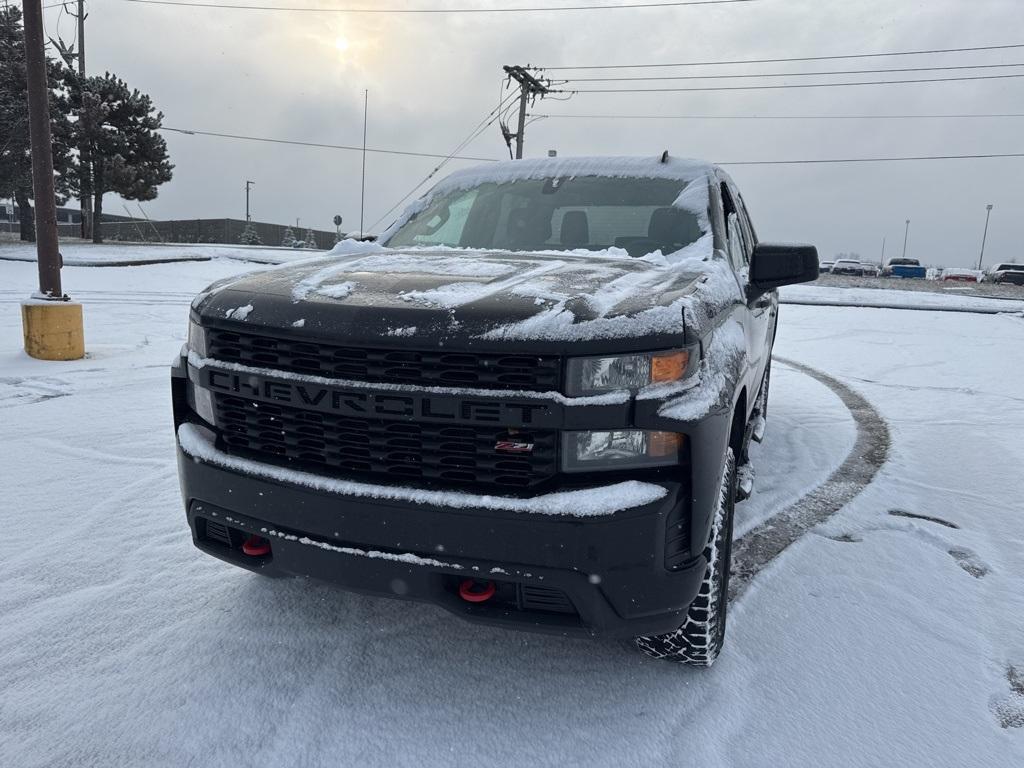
[{"x1": 634, "y1": 450, "x2": 737, "y2": 666}]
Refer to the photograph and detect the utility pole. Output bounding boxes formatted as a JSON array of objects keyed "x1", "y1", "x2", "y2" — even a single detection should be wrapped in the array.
[
  {"x1": 359, "y1": 89, "x2": 367, "y2": 236},
  {"x1": 245, "y1": 180, "x2": 255, "y2": 221},
  {"x1": 502, "y1": 66, "x2": 552, "y2": 159},
  {"x1": 976, "y1": 204, "x2": 994, "y2": 271},
  {"x1": 901, "y1": 219, "x2": 911, "y2": 260},
  {"x1": 880, "y1": 236, "x2": 886, "y2": 263},
  {"x1": 20, "y1": 0, "x2": 84, "y2": 360},
  {"x1": 75, "y1": 0, "x2": 91, "y2": 239},
  {"x1": 46, "y1": 1, "x2": 90, "y2": 238}
]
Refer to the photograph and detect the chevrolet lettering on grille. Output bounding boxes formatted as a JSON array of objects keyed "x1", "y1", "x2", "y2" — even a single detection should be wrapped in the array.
[{"x1": 202, "y1": 368, "x2": 556, "y2": 427}]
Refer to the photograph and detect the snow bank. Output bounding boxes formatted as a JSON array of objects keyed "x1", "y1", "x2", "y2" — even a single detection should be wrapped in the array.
[
  {"x1": 177, "y1": 423, "x2": 666, "y2": 517},
  {"x1": 781, "y1": 284, "x2": 1024, "y2": 314}
]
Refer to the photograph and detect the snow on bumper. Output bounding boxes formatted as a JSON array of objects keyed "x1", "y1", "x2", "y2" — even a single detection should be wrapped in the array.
[{"x1": 177, "y1": 423, "x2": 667, "y2": 518}]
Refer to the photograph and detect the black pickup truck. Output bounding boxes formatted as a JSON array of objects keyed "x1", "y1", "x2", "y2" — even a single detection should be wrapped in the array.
[{"x1": 172, "y1": 155, "x2": 817, "y2": 665}]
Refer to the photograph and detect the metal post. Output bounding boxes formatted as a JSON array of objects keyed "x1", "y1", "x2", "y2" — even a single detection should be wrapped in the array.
[
  {"x1": 22, "y1": 0, "x2": 62, "y2": 298},
  {"x1": 880, "y1": 236, "x2": 886, "y2": 262},
  {"x1": 515, "y1": 86, "x2": 528, "y2": 159},
  {"x1": 503, "y1": 66, "x2": 552, "y2": 161},
  {"x1": 977, "y1": 204, "x2": 993, "y2": 271},
  {"x1": 901, "y1": 219, "x2": 910, "y2": 260},
  {"x1": 245, "y1": 180, "x2": 254, "y2": 221},
  {"x1": 359, "y1": 89, "x2": 367, "y2": 236}
]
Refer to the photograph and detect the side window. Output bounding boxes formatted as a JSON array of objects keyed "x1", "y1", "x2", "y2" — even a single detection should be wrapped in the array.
[
  {"x1": 736, "y1": 194, "x2": 757, "y2": 249},
  {"x1": 719, "y1": 181, "x2": 749, "y2": 274}
]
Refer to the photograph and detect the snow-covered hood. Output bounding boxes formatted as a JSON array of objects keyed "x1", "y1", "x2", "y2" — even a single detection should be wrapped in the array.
[{"x1": 195, "y1": 240, "x2": 735, "y2": 354}]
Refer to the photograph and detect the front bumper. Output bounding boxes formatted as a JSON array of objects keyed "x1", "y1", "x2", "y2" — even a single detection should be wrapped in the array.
[{"x1": 177, "y1": 432, "x2": 706, "y2": 639}]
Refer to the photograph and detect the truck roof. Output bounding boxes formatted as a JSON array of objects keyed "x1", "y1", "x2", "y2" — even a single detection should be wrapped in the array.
[{"x1": 437, "y1": 155, "x2": 718, "y2": 190}]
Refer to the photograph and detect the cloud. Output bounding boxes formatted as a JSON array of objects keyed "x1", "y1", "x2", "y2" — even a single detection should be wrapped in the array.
[{"x1": 61, "y1": 0, "x2": 1024, "y2": 266}]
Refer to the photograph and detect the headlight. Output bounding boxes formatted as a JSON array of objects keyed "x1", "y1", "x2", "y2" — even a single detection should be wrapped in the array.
[
  {"x1": 186, "y1": 381, "x2": 216, "y2": 425},
  {"x1": 565, "y1": 349, "x2": 694, "y2": 396},
  {"x1": 186, "y1": 317, "x2": 208, "y2": 357},
  {"x1": 562, "y1": 430, "x2": 683, "y2": 472}
]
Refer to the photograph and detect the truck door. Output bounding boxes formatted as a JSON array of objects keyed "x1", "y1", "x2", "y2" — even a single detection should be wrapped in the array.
[{"x1": 719, "y1": 178, "x2": 772, "y2": 404}]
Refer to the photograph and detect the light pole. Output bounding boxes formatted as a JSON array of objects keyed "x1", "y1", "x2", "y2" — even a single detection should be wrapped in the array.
[
  {"x1": 881, "y1": 236, "x2": 886, "y2": 263},
  {"x1": 977, "y1": 204, "x2": 994, "y2": 271},
  {"x1": 245, "y1": 180, "x2": 255, "y2": 222},
  {"x1": 901, "y1": 219, "x2": 911, "y2": 260}
]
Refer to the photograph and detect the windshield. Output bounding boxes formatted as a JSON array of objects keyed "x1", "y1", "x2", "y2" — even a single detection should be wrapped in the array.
[
  {"x1": 995, "y1": 263, "x2": 1024, "y2": 271},
  {"x1": 384, "y1": 176, "x2": 704, "y2": 258},
  {"x1": 889, "y1": 258, "x2": 919, "y2": 266}
]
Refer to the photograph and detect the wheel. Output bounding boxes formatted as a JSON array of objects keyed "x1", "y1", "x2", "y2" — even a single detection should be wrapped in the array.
[{"x1": 634, "y1": 450, "x2": 737, "y2": 666}]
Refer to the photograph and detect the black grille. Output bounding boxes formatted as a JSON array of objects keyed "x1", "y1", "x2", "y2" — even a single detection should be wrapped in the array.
[
  {"x1": 206, "y1": 328, "x2": 561, "y2": 391},
  {"x1": 213, "y1": 394, "x2": 558, "y2": 489},
  {"x1": 519, "y1": 585, "x2": 576, "y2": 614}
]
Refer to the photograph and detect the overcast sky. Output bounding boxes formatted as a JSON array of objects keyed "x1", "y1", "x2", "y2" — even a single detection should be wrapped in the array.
[{"x1": 40, "y1": 0, "x2": 1024, "y2": 266}]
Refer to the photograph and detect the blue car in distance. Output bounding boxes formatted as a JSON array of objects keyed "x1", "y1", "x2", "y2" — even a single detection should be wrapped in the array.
[{"x1": 882, "y1": 258, "x2": 927, "y2": 279}]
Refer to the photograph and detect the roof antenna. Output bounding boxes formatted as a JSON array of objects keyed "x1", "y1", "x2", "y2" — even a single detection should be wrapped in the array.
[{"x1": 660, "y1": 150, "x2": 669, "y2": 163}]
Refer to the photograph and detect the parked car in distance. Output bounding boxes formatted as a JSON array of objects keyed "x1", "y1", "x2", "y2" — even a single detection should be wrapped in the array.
[
  {"x1": 173, "y1": 154, "x2": 820, "y2": 667},
  {"x1": 940, "y1": 268, "x2": 983, "y2": 283},
  {"x1": 859, "y1": 262, "x2": 880, "y2": 277},
  {"x1": 986, "y1": 263, "x2": 1024, "y2": 285},
  {"x1": 882, "y1": 257, "x2": 927, "y2": 279},
  {"x1": 819, "y1": 260, "x2": 834, "y2": 274},
  {"x1": 830, "y1": 258, "x2": 863, "y2": 276}
]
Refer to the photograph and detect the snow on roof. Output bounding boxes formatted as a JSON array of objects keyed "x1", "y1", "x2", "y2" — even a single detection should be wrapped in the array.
[{"x1": 438, "y1": 154, "x2": 714, "y2": 187}]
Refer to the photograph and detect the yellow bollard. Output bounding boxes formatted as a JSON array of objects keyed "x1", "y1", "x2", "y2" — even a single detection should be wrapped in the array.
[{"x1": 21, "y1": 300, "x2": 85, "y2": 361}]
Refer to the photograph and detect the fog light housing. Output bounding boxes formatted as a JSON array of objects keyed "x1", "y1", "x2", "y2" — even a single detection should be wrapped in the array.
[{"x1": 561, "y1": 430, "x2": 683, "y2": 472}]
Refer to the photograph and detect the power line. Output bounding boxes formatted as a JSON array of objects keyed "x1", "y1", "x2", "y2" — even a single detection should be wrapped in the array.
[
  {"x1": 534, "y1": 112, "x2": 1024, "y2": 120},
  {"x1": 368, "y1": 91, "x2": 519, "y2": 231},
  {"x1": 561, "y1": 61, "x2": 1024, "y2": 82},
  {"x1": 563, "y1": 72, "x2": 1024, "y2": 93},
  {"x1": 121, "y1": 0, "x2": 758, "y2": 13},
  {"x1": 540, "y1": 42, "x2": 1024, "y2": 70},
  {"x1": 159, "y1": 126, "x2": 499, "y2": 162},
  {"x1": 719, "y1": 152, "x2": 1024, "y2": 166}
]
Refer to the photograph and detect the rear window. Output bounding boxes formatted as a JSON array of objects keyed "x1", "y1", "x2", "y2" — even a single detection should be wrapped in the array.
[{"x1": 995, "y1": 263, "x2": 1024, "y2": 271}]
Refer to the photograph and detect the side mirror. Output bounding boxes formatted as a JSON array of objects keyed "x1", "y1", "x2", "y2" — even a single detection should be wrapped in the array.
[{"x1": 748, "y1": 242, "x2": 819, "y2": 295}]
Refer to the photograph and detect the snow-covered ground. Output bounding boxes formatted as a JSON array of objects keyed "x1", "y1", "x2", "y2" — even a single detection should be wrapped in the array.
[
  {"x1": 1, "y1": 258, "x2": 1023, "y2": 767},
  {"x1": 0, "y1": 240, "x2": 320, "y2": 266},
  {"x1": 781, "y1": 283, "x2": 1024, "y2": 314}
]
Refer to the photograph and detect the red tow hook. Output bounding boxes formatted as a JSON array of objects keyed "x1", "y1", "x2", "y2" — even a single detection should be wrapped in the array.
[
  {"x1": 242, "y1": 535, "x2": 271, "y2": 557},
  {"x1": 459, "y1": 579, "x2": 496, "y2": 603}
]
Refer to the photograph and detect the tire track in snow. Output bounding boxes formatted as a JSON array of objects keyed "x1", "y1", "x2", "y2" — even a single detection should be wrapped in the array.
[{"x1": 729, "y1": 357, "x2": 891, "y2": 601}]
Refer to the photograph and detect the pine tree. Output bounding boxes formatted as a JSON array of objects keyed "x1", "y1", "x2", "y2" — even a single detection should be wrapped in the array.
[
  {"x1": 59, "y1": 71, "x2": 173, "y2": 243},
  {"x1": 304, "y1": 228, "x2": 317, "y2": 249},
  {"x1": 0, "y1": 7, "x2": 73, "y2": 241},
  {"x1": 240, "y1": 221, "x2": 261, "y2": 245},
  {"x1": 281, "y1": 226, "x2": 296, "y2": 247}
]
